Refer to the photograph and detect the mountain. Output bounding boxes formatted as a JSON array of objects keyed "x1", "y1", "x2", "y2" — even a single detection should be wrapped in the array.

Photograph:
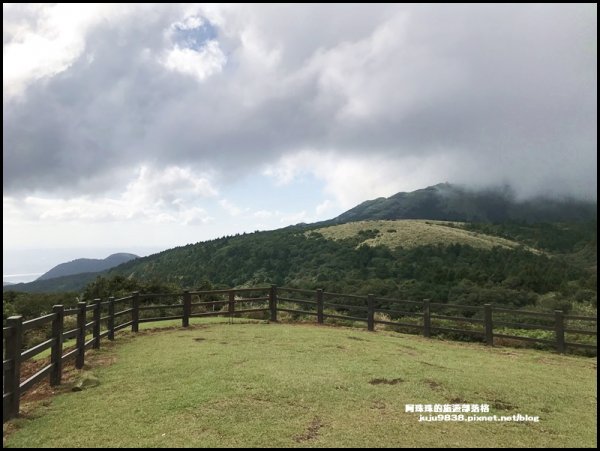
[
  {"x1": 37, "y1": 253, "x2": 139, "y2": 281},
  {"x1": 3, "y1": 282, "x2": 15, "y2": 286},
  {"x1": 330, "y1": 183, "x2": 597, "y2": 224},
  {"x1": 4, "y1": 272, "x2": 100, "y2": 294}
]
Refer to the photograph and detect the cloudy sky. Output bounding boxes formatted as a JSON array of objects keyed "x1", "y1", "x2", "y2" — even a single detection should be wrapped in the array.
[{"x1": 3, "y1": 4, "x2": 597, "y2": 282}]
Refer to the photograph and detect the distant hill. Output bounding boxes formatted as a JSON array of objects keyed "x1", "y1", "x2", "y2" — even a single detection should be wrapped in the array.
[
  {"x1": 4, "y1": 272, "x2": 100, "y2": 294},
  {"x1": 3, "y1": 281, "x2": 15, "y2": 287},
  {"x1": 37, "y1": 253, "x2": 139, "y2": 281},
  {"x1": 329, "y1": 183, "x2": 597, "y2": 224}
]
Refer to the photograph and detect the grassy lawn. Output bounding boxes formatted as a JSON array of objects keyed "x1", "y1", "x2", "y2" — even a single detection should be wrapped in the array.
[{"x1": 5, "y1": 321, "x2": 596, "y2": 448}]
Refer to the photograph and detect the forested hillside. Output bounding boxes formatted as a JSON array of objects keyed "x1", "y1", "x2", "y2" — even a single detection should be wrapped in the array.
[{"x1": 103, "y1": 220, "x2": 595, "y2": 312}]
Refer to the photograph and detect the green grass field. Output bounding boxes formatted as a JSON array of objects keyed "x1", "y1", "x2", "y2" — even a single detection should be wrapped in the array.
[
  {"x1": 5, "y1": 321, "x2": 596, "y2": 448},
  {"x1": 310, "y1": 220, "x2": 540, "y2": 252}
]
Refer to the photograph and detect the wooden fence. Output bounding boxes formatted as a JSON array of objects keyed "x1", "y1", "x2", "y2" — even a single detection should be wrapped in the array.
[{"x1": 3, "y1": 286, "x2": 596, "y2": 421}]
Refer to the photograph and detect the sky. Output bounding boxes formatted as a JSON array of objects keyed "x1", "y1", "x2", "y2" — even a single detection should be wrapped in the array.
[{"x1": 3, "y1": 4, "x2": 597, "y2": 282}]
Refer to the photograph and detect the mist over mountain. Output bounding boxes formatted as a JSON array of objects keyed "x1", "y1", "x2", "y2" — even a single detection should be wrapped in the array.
[{"x1": 330, "y1": 183, "x2": 597, "y2": 224}]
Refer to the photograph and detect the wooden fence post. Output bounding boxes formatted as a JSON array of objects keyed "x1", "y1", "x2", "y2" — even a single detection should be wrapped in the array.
[
  {"x1": 269, "y1": 285, "x2": 278, "y2": 322},
  {"x1": 76, "y1": 301, "x2": 87, "y2": 369},
  {"x1": 316, "y1": 289, "x2": 324, "y2": 324},
  {"x1": 132, "y1": 292, "x2": 140, "y2": 333},
  {"x1": 183, "y1": 290, "x2": 191, "y2": 328},
  {"x1": 484, "y1": 304, "x2": 493, "y2": 346},
  {"x1": 367, "y1": 294, "x2": 375, "y2": 331},
  {"x1": 555, "y1": 310, "x2": 565, "y2": 354},
  {"x1": 108, "y1": 297, "x2": 115, "y2": 341},
  {"x1": 50, "y1": 305, "x2": 64, "y2": 386},
  {"x1": 228, "y1": 290, "x2": 235, "y2": 317},
  {"x1": 4, "y1": 316, "x2": 23, "y2": 420},
  {"x1": 423, "y1": 299, "x2": 431, "y2": 338},
  {"x1": 93, "y1": 298, "x2": 101, "y2": 349}
]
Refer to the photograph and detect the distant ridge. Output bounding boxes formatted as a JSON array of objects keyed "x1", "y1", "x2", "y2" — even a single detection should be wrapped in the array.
[
  {"x1": 3, "y1": 272, "x2": 99, "y2": 293},
  {"x1": 37, "y1": 253, "x2": 139, "y2": 281},
  {"x1": 329, "y1": 183, "x2": 597, "y2": 224}
]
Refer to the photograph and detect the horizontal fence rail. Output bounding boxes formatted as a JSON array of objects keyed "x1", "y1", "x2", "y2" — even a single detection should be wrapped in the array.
[{"x1": 2, "y1": 285, "x2": 596, "y2": 422}]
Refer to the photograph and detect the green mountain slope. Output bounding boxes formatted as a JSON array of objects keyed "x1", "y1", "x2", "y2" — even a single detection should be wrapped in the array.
[{"x1": 95, "y1": 220, "x2": 594, "y2": 310}]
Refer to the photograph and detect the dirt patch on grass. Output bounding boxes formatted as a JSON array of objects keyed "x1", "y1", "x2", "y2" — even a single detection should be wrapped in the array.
[
  {"x1": 418, "y1": 361, "x2": 449, "y2": 369},
  {"x1": 19, "y1": 358, "x2": 50, "y2": 382},
  {"x1": 425, "y1": 379, "x2": 443, "y2": 390},
  {"x1": 347, "y1": 336, "x2": 367, "y2": 341},
  {"x1": 294, "y1": 417, "x2": 323, "y2": 443},
  {"x1": 193, "y1": 337, "x2": 206, "y2": 342},
  {"x1": 371, "y1": 400, "x2": 386, "y2": 410},
  {"x1": 369, "y1": 378, "x2": 404, "y2": 385},
  {"x1": 448, "y1": 396, "x2": 469, "y2": 404},
  {"x1": 491, "y1": 399, "x2": 517, "y2": 411}
]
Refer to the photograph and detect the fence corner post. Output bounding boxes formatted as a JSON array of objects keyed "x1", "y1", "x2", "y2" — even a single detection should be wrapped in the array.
[
  {"x1": 316, "y1": 289, "x2": 324, "y2": 324},
  {"x1": 108, "y1": 297, "x2": 115, "y2": 341},
  {"x1": 93, "y1": 298, "x2": 101, "y2": 349},
  {"x1": 423, "y1": 299, "x2": 431, "y2": 338},
  {"x1": 76, "y1": 301, "x2": 87, "y2": 369},
  {"x1": 183, "y1": 290, "x2": 191, "y2": 327},
  {"x1": 132, "y1": 292, "x2": 140, "y2": 333},
  {"x1": 269, "y1": 285, "x2": 278, "y2": 322},
  {"x1": 50, "y1": 305, "x2": 64, "y2": 386},
  {"x1": 5, "y1": 315, "x2": 23, "y2": 420},
  {"x1": 484, "y1": 304, "x2": 493, "y2": 346},
  {"x1": 367, "y1": 294, "x2": 375, "y2": 331},
  {"x1": 555, "y1": 310, "x2": 565, "y2": 354}
]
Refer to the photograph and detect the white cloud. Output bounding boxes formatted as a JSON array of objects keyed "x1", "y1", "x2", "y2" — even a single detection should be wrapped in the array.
[
  {"x1": 315, "y1": 199, "x2": 334, "y2": 216},
  {"x1": 253, "y1": 210, "x2": 274, "y2": 219},
  {"x1": 5, "y1": 164, "x2": 218, "y2": 224},
  {"x1": 280, "y1": 210, "x2": 309, "y2": 224},
  {"x1": 181, "y1": 207, "x2": 214, "y2": 226},
  {"x1": 264, "y1": 150, "x2": 461, "y2": 209},
  {"x1": 4, "y1": 4, "x2": 596, "y2": 201},
  {"x1": 3, "y1": 3, "x2": 127, "y2": 101},
  {"x1": 218, "y1": 198, "x2": 244, "y2": 217},
  {"x1": 162, "y1": 40, "x2": 226, "y2": 81}
]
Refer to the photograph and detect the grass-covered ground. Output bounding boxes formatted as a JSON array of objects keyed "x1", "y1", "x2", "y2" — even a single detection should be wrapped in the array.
[
  {"x1": 4, "y1": 319, "x2": 596, "y2": 448},
  {"x1": 311, "y1": 219, "x2": 540, "y2": 252}
]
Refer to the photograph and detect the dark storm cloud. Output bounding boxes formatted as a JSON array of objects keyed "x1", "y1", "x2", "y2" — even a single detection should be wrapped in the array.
[{"x1": 3, "y1": 4, "x2": 597, "y2": 198}]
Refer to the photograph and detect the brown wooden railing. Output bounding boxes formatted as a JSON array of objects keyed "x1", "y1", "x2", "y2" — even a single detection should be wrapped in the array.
[{"x1": 3, "y1": 286, "x2": 596, "y2": 421}]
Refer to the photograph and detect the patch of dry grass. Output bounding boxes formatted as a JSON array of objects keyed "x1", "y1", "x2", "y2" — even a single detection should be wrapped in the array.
[{"x1": 310, "y1": 220, "x2": 541, "y2": 252}]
